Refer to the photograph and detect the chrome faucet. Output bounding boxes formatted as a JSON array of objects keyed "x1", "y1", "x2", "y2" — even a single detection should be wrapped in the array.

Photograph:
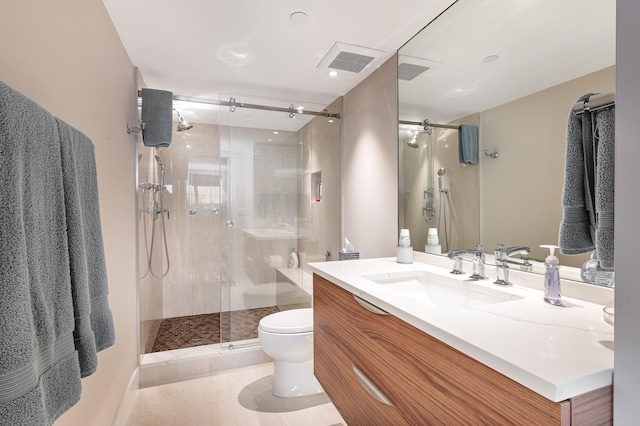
[
  {"x1": 494, "y1": 244, "x2": 530, "y2": 286},
  {"x1": 448, "y1": 245, "x2": 487, "y2": 280}
]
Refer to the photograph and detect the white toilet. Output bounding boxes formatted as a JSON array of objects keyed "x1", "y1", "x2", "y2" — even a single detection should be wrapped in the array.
[{"x1": 258, "y1": 308, "x2": 324, "y2": 397}]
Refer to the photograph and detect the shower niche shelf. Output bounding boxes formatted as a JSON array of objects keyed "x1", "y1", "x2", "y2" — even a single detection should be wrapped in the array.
[{"x1": 312, "y1": 171, "x2": 322, "y2": 203}]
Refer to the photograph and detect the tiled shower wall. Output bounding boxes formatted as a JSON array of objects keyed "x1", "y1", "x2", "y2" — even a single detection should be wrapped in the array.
[
  {"x1": 138, "y1": 122, "x2": 223, "y2": 353},
  {"x1": 159, "y1": 123, "x2": 223, "y2": 318},
  {"x1": 400, "y1": 114, "x2": 480, "y2": 254},
  {"x1": 138, "y1": 98, "x2": 343, "y2": 354},
  {"x1": 298, "y1": 98, "x2": 342, "y2": 265}
]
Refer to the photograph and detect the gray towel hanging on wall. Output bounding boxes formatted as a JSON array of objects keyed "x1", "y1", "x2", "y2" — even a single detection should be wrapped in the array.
[{"x1": 141, "y1": 88, "x2": 173, "y2": 147}]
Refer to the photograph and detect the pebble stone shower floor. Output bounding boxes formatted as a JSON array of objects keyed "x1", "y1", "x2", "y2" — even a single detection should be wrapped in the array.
[{"x1": 151, "y1": 306, "x2": 280, "y2": 352}]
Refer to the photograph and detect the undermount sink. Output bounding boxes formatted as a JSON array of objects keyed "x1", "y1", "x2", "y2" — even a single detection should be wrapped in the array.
[{"x1": 363, "y1": 270, "x2": 523, "y2": 309}]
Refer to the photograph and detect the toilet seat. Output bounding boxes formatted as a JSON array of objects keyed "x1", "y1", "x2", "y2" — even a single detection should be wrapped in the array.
[{"x1": 258, "y1": 308, "x2": 313, "y2": 334}]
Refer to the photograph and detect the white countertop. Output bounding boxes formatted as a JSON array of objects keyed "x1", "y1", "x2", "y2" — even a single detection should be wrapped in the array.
[{"x1": 308, "y1": 254, "x2": 614, "y2": 402}]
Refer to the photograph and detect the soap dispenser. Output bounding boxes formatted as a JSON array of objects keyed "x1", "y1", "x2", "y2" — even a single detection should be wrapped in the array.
[
  {"x1": 288, "y1": 246, "x2": 299, "y2": 269},
  {"x1": 541, "y1": 245, "x2": 561, "y2": 306}
]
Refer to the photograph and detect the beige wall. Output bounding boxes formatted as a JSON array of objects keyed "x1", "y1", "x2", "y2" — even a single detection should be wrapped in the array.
[
  {"x1": 0, "y1": 0, "x2": 137, "y2": 424},
  {"x1": 615, "y1": 1, "x2": 640, "y2": 418},
  {"x1": 480, "y1": 66, "x2": 615, "y2": 266},
  {"x1": 342, "y1": 56, "x2": 399, "y2": 258},
  {"x1": 299, "y1": 98, "x2": 343, "y2": 264}
]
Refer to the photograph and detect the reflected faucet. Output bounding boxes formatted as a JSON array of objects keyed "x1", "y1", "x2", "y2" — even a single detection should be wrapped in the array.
[
  {"x1": 448, "y1": 245, "x2": 487, "y2": 280},
  {"x1": 494, "y1": 244, "x2": 530, "y2": 286}
]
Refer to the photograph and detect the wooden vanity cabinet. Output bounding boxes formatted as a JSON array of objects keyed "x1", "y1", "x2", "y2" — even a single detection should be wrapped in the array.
[
  {"x1": 315, "y1": 326, "x2": 411, "y2": 425},
  {"x1": 313, "y1": 274, "x2": 612, "y2": 425}
]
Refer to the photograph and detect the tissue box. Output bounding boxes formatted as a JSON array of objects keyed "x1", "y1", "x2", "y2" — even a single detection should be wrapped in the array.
[{"x1": 338, "y1": 251, "x2": 360, "y2": 261}]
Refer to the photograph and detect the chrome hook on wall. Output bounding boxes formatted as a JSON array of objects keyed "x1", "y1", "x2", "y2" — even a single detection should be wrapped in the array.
[
  {"x1": 127, "y1": 121, "x2": 145, "y2": 134},
  {"x1": 484, "y1": 148, "x2": 499, "y2": 159}
]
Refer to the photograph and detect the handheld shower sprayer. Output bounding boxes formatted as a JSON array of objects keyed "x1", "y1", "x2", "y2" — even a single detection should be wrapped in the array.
[
  {"x1": 436, "y1": 167, "x2": 450, "y2": 252},
  {"x1": 437, "y1": 168, "x2": 446, "y2": 192},
  {"x1": 143, "y1": 152, "x2": 171, "y2": 278},
  {"x1": 154, "y1": 155, "x2": 165, "y2": 184}
]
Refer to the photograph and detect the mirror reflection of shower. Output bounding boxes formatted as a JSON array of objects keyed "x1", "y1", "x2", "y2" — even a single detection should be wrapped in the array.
[
  {"x1": 141, "y1": 151, "x2": 171, "y2": 279},
  {"x1": 437, "y1": 167, "x2": 450, "y2": 253},
  {"x1": 400, "y1": 120, "x2": 479, "y2": 256}
]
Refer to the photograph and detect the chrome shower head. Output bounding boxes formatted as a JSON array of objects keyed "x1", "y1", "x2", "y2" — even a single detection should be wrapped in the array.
[
  {"x1": 437, "y1": 168, "x2": 446, "y2": 176},
  {"x1": 173, "y1": 109, "x2": 193, "y2": 132},
  {"x1": 407, "y1": 132, "x2": 419, "y2": 148}
]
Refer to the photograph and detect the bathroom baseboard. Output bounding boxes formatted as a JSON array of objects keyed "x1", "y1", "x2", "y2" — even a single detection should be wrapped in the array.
[{"x1": 111, "y1": 366, "x2": 140, "y2": 426}]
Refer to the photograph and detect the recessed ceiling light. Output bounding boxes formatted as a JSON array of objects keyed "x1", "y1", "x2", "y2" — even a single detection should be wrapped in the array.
[
  {"x1": 328, "y1": 70, "x2": 338, "y2": 77},
  {"x1": 290, "y1": 11, "x2": 308, "y2": 24},
  {"x1": 273, "y1": 131, "x2": 279, "y2": 134},
  {"x1": 483, "y1": 55, "x2": 500, "y2": 63}
]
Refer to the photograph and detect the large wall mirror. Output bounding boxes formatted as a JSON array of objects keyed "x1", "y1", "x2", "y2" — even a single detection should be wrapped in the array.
[{"x1": 398, "y1": 0, "x2": 615, "y2": 282}]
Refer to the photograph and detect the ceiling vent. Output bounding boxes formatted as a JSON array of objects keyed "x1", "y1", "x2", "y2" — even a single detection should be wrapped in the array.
[
  {"x1": 329, "y1": 51, "x2": 374, "y2": 73},
  {"x1": 318, "y1": 42, "x2": 385, "y2": 74},
  {"x1": 398, "y1": 63, "x2": 431, "y2": 81},
  {"x1": 397, "y1": 54, "x2": 443, "y2": 82}
]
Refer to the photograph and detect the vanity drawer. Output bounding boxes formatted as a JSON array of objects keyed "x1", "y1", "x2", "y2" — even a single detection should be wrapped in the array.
[
  {"x1": 313, "y1": 274, "x2": 571, "y2": 425},
  {"x1": 314, "y1": 326, "x2": 410, "y2": 425}
]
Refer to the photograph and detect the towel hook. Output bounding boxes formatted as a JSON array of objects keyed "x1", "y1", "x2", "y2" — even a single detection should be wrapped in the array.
[
  {"x1": 484, "y1": 148, "x2": 499, "y2": 159},
  {"x1": 127, "y1": 121, "x2": 145, "y2": 134}
]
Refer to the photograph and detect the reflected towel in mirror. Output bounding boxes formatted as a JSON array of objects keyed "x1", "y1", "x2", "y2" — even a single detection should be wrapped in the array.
[
  {"x1": 559, "y1": 93, "x2": 597, "y2": 255},
  {"x1": 458, "y1": 124, "x2": 478, "y2": 165},
  {"x1": 594, "y1": 107, "x2": 615, "y2": 269}
]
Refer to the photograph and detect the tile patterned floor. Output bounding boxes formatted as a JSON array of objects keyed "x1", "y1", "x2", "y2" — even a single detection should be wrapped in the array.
[
  {"x1": 152, "y1": 307, "x2": 280, "y2": 352},
  {"x1": 126, "y1": 362, "x2": 346, "y2": 426}
]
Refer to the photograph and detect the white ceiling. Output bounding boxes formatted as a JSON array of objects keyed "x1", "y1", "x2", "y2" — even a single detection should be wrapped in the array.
[
  {"x1": 398, "y1": 0, "x2": 616, "y2": 124},
  {"x1": 102, "y1": 0, "x2": 455, "y2": 129},
  {"x1": 102, "y1": 0, "x2": 615, "y2": 131}
]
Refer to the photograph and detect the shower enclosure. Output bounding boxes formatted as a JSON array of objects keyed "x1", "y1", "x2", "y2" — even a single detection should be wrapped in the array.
[
  {"x1": 398, "y1": 118, "x2": 480, "y2": 254},
  {"x1": 137, "y1": 93, "x2": 342, "y2": 355}
]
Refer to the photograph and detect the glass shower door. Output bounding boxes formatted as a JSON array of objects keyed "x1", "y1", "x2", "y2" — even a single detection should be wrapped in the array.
[{"x1": 218, "y1": 95, "x2": 303, "y2": 348}]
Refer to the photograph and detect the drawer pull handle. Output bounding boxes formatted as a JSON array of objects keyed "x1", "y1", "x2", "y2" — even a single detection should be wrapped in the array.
[
  {"x1": 352, "y1": 365, "x2": 394, "y2": 407},
  {"x1": 353, "y1": 295, "x2": 389, "y2": 315}
]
